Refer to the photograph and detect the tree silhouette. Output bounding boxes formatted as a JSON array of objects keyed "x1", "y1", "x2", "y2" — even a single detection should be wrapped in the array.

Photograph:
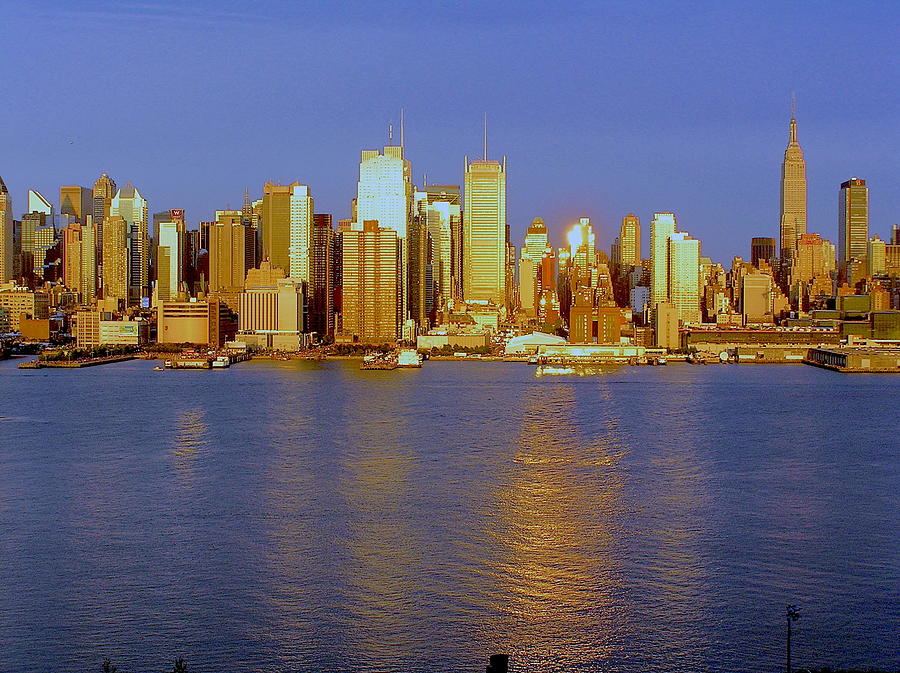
[
  {"x1": 102, "y1": 659, "x2": 118, "y2": 673},
  {"x1": 171, "y1": 658, "x2": 187, "y2": 673}
]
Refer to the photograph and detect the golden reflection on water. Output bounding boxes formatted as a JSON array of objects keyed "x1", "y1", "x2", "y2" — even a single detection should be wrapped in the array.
[
  {"x1": 337, "y1": 376, "x2": 426, "y2": 665},
  {"x1": 259, "y1": 370, "x2": 320, "y2": 670},
  {"x1": 484, "y1": 381, "x2": 628, "y2": 669},
  {"x1": 171, "y1": 408, "x2": 208, "y2": 480}
]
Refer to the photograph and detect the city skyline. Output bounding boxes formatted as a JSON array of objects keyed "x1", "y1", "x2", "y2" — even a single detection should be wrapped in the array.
[{"x1": 3, "y1": 1, "x2": 898, "y2": 262}]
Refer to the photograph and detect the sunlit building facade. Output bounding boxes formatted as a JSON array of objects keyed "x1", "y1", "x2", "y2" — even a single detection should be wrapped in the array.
[
  {"x1": 463, "y1": 157, "x2": 506, "y2": 306},
  {"x1": 779, "y1": 106, "x2": 807, "y2": 260},
  {"x1": 838, "y1": 177, "x2": 869, "y2": 274}
]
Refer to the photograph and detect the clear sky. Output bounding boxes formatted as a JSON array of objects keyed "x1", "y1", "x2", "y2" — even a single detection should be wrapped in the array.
[{"x1": 3, "y1": 0, "x2": 898, "y2": 262}]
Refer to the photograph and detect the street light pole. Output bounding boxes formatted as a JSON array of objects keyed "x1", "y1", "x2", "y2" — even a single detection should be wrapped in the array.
[{"x1": 786, "y1": 605, "x2": 800, "y2": 673}]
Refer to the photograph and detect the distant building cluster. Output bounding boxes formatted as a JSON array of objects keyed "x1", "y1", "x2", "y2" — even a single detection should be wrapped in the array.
[{"x1": 1, "y1": 109, "x2": 899, "y2": 353}]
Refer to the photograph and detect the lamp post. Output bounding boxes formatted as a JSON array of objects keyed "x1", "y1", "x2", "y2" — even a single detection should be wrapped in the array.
[{"x1": 786, "y1": 604, "x2": 800, "y2": 673}]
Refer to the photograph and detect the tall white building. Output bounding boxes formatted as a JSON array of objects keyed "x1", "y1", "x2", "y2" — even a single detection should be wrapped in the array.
[
  {"x1": 288, "y1": 184, "x2": 313, "y2": 283},
  {"x1": 28, "y1": 189, "x2": 53, "y2": 218},
  {"x1": 463, "y1": 156, "x2": 507, "y2": 306},
  {"x1": 650, "y1": 212, "x2": 701, "y2": 324},
  {"x1": 156, "y1": 219, "x2": 184, "y2": 301},
  {"x1": 110, "y1": 183, "x2": 148, "y2": 302},
  {"x1": 667, "y1": 232, "x2": 702, "y2": 324},
  {"x1": 356, "y1": 145, "x2": 412, "y2": 322},
  {"x1": 357, "y1": 146, "x2": 412, "y2": 238},
  {"x1": 650, "y1": 213, "x2": 676, "y2": 313}
]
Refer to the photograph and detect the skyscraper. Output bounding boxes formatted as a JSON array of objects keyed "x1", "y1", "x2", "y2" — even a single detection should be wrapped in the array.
[
  {"x1": 260, "y1": 182, "x2": 313, "y2": 283},
  {"x1": 518, "y1": 218, "x2": 548, "y2": 317},
  {"x1": 110, "y1": 183, "x2": 148, "y2": 303},
  {"x1": 667, "y1": 232, "x2": 702, "y2": 324},
  {"x1": 463, "y1": 156, "x2": 506, "y2": 306},
  {"x1": 523, "y1": 217, "x2": 549, "y2": 263},
  {"x1": 650, "y1": 212, "x2": 701, "y2": 323},
  {"x1": 341, "y1": 220, "x2": 400, "y2": 341},
  {"x1": 838, "y1": 177, "x2": 869, "y2": 274},
  {"x1": 779, "y1": 103, "x2": 807, "y2": 260},
  {"x1": 208, "y1": 211, "x2": 255, "y2": 294},
  {"x1": 418, "y1": 185, "x2": 460, "y2": 318},
  {"x1": 0, "y1": 177, "x2": 12, "y2": 283},
  {"x1": 156, "y1": 217, "x2": 185, "y2": 302},
  {"x1": 79, "y1": 217, "x2": 98, "y2": 304},
  {"x1": 310, "y1": 213, "x2": 334, "y2": 338},
  {"x1": 60, "y1": 186, "x2": 93, "y2": 223},
  {"x1": 102, "y1": 216, "x2": 129, "y2": 300},
  {"x1": 92, "y1": 173, "x2": 117, "y2": 260},
  {"x1": 650, "y1": 213, "x2": 676, "y2": 314},
  {"x1": 751, "y1": 237, "x2": 777, "y2": 268},
  {"x1": 618, "y1": 214, "x2": 641, "y2": 267},
  {"x1": 356, "y1": 144, "x2": 413, "y2": 327}
]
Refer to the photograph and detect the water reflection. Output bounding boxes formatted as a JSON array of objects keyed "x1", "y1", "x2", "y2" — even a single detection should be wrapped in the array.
[
  {"x1": 260, "y1": 368, "x2": 323, "y2": 670},
  {"x1": 482, "y1": 382, "x2": 628, "y2": 670},
  {"x1": 337, "y1": 376, "x2": 427, "y2": 670}
]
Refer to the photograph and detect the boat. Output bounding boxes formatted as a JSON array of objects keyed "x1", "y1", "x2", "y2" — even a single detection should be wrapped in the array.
[
  {"x1": 397, "y1": 349, "x2": 423, "y2": 368},
  {"x1": 153, "y1": 366, "x2": 164, "y2": 371},
  {"x1": 360, "y1": 352, "x2": 397, "y2": 370},
  {"x1": 212, "y1": 356, "x2": 231, "y2": 368}
]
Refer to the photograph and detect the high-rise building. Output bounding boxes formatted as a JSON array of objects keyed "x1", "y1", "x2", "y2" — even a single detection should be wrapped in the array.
[
  {"x1": 518, "y1": 254, "x2": 538, "y2": 317},
  {"x1": 793, "y1": 233, "x2": 827, "y2": 284},
  {"x1": 208, "y1": 210, "x2": 255, "y2": 294},
  {"x1": 310, "y1": 213, "x2": 334, "y2": 338},
  {"x1": 779, "y1": 104, "x2": 807, "y2": 260},
  {"x1": 0, "y1": 177, "x2": 13, "y2": 283},
  {"x1": 92, "y1": 173, "x2": 117, "y2": 259},
  {"x1": 102, "y1": 216, "x2": 129, "y2": 300},
  {"x1": 838, "y1": 177, "x2": 869, "y2": 274},
  {"x1": 666, "y1": 232, "x2": 701, "y2": 323},
  {"x1": 569, "y1": 217, "x2": 596, "y2": 276},
  {"x1": 357, "y1": 145, "x2": 413, "y2": 238},
  {"x1": 260, "y1": 182, "x2": 313, "y2": 283},
  {"x1": 21, "y1": 195, "x2": 56, "y2": 285},
  {"x1": 356, "y1": 145, "x2": 413, "y2": 327},
  {"x1": 650, "y1": 213, "x2": 676, "y2": 315},
  {"x1": 523, "y1": 217, "x2": 549, "y2": 263},
  {"x1": 79, "y1": 217, "x2": 98, "y2": 304},
  {"x1": 110, "y1": 183, "x2": 148, "y2": 303},
  {"x1": 341, "y1": 220, "x2": 400, "y2": 341},
  {"x1": 618, "y1": 214, "x2": 641, "y2": 267},
  {"x1": 60, "y1": 186, "x2": 93, "y2": 223},
  {"x1": 408, "y1": 195, "x2": 431, "y2": 327},
  {"x1": 650, "y1": 212, "x2": 701, "y2": 323},
  {"x1": 751, "y1": 237, "x2": 777, "y2": 268},
  {"x1": 418, "y1": 185, "x2": 460, "y2": 317},
  {"x1": 156, "y1": 218, "x2": 185, "y2": 302},
  {"x1": 463, "y1": 156, "x2": 507, "y2": 306},
  {"x1": 62, "y1": 223, "x2": 83, "y2": 293},
  {"x1": 868, "y1": 236, "x2": 886, "y2": 277}
]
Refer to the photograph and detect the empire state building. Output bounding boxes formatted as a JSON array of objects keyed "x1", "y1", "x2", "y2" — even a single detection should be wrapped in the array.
[{"x1": 779, "y1": 104, "x2": 807, "y2": 261}]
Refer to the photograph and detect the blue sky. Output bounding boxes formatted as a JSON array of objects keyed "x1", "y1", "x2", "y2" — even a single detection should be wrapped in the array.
[{"x1": 2, "y1": 0, "x2": 898, "y2": 261}]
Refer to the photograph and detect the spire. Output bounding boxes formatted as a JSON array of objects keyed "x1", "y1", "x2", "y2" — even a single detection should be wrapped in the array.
[
  {"x1": 483, "y1": 112, "x2": 488, "y2": 160},
  {"x1": 789, "y1": 94, "x2": 798, "y2": 144},
  {"x1": 242, "y1": 188, "x2": 251, "y2": 219},
  {"x1": 400, "y1": 108, "x2": 405, "y2": 150}
]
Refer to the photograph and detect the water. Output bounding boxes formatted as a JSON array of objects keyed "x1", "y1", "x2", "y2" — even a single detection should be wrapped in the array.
[{"x1": 0, "y1": 358, "x2": 898, "y2": 673}]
